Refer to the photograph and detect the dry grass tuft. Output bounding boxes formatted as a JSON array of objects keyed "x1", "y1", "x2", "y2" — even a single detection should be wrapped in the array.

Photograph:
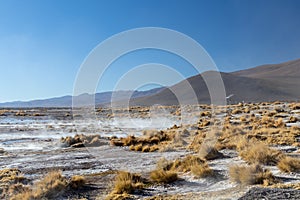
[
  {"x1": 69, "y1": 175, "x2": 86, "y2": 189},
  {"x1": 154, "y1": 154, "x2": 214, "y2": 179},
  {"x1": 0, "y1": 168, "x2": 27, "y2": 199},
  {"x1": 237, "y1": 138, "x2": 283, "y2": 165},
  {"x1": 149, "y1": 169, "x2": 178, "y2": 184},
  {"x1": 277, "y1": 156, "x2": 300, "y2": 173},
  {"x1": 30, "y1": 171, "x2": 68, "y2": 198},
  {"x1": 9, "y1": 171, "x2": 87, "y2": 200},
  {"x1": 199, "y1": 145, "x2": 224, "y2": 160},
  {"x1": 111, "y1": 171, "x2": 144, "y2": 195},
  {"x1": 61, "y1": 134, "x2": 107, "y2": 148},
  {"x1": 110, "y1": 129, "x2": 188, "y2": 152},
  {"x1": 11, "y1": 171, "x2": 68, "y2": 200},
  {"x1": 229, "y1": 164, "x2": 277, "y2": 186},
  {"x1": 169, "y1": 155, "x2": 206, "y2": 172},
  {"x1": 270, "y1": 182, "x2": 300, "y2": 190},
  {"x1": 190, "y1": 162, "x2": 213, "y2": 178}
]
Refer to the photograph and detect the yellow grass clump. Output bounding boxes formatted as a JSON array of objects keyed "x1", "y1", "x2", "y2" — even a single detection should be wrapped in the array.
[
  {"x1": 150, "y1": 169, "x2": 178, "y2": 184},
  {"x1": 105, "y1": 171, "x2": 145, "y2": 200},
  {"x1": 11, "y1": 171, "x2": 68, "y2": 200},
  {"x1": 69, "y1": 175, "x2": 86, "y2": 189},
  {"x1": 237, "y1": 138, "x2": 283, "y2": 165},
  {"x1": 61, "y1": 134, "x2": 107, "y2": 148},
  {"x1": 190, "y1": 162, "x2": 213, "y2": 178},
  {"x1": 229, "y1": 164, "x2": 277, "y2": 186},
  {"x1": 10, "y1": 171, "x2": 87, "y2": 200},
  {"x1": 277, "y1": 156, "x2": 300, "y2": 173}
]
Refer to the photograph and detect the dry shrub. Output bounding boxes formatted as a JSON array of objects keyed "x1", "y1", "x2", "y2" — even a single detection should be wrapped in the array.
[
  {"x1": 190, "y1": 162, "x2": 213, "y2": 178},
  {"x1": 32, "y1": 113, "x2": 43, "y2": 116},
  {"x1": 200, "y1": 111, "x2": 211, "y2": 117},
  {"x1": 156, "y1": 157, "x2": 172, "y2": 171},
  {"x1": 170, "y1": 155, "x2": 206, "y2": 172},
  {"x1": 111, "y1": 171, "x2": 143, "y2": 195},
  {"x1": 240, "y1": 116, "x2": 247, "y2": 122},
  {"x1": 134, "y1": 143, "x2": 143, "y2": 151},
  {"x1": 10, "y1": 171, "x2": 86, "y2": 200},
  {"x1": 198, "y1": 145, "x2": 224, "y2": 160},
  {"x1": 111, "y1": 128, "x2": 190, "y2": 152},
  {"x1": 69, "y1": 175, "x2": 86, "y2": 189},
  {"x1": 8, "y1": 183, "x2": 30, "y2": 199},
  {"x1": 0, "y1": 168, "x2": 25, "y2": 184},
  {"x1": 288, "y1": 116, "x2": 298, "y2": 123},
  {"x1": 110, "y1": 130, "x2": 171, "y2": 152},
  {"x1": 214, "y1": 125, "x2": 246, "y2": 150},
  {"x1": 290, "y1": 103, "x2": 300, "y2": 110},
  {"x1": 149, "y1": 169, "x2": 178, "y2": 183},
  {"x1": 198, "y1": 119, "x2": 210, "y2": 127},
  {"x1": 142, "y1": 145, "x2": 150, "y2": 152},
  {"x1": 61, "y1": 134, "x2": 106, "y2": 148},
  {"x1": 274, "y1": 118, "x2": 286, "y2": 128},
  {"x1": 229, "y1": 164, "x2": 276, "y2": 185},
  {"x1": 237, "y1": 138, "x2": 283, "y2": 165},
  {"x1": 155, "y1": 155, "x2": 214, "y2": 179},
  {"x1": 30, "y1": 171, "x2": 68, "y2": 198},
  {"x1": 232, "y1": 109, "x2": 243, "y2": 114},
  {"x1": 271, "y1": 182, "x2": 300, "y2": 190},
  {"x1": 15, "y1": 111, "x2": 27, "y2": 116},
  {"x1": 11, "y1": 171, "x2": 68, "y2": 200},
  {"x1": 277, "y1": 156, "x2": 300, "y2": 173},
  {"x1": 0, "y1": 168, "x2": 27, "y2": 199}
]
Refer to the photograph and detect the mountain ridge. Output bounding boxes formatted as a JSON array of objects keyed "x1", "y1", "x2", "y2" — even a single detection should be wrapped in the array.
[{"x1": 1, "y1": 58, "x2": 299, "y2": 107}]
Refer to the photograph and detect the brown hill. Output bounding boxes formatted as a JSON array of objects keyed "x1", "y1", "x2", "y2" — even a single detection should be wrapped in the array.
[
  {"x1": 130, "y1": 59, "x2": 300, "y2": 106},
  {"x1": 233, "y1": 58, "x2": 300, "y2": 97}
]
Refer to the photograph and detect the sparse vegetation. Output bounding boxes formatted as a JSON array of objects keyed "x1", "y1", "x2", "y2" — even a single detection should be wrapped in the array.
[
  {"x1": 3, "y1": 102, "x2": 300, "y2": 199},
  {"x1": 8, "y1": 171, "x2": 87, "y2": 200},
  {"x1": 61, "y1": 134, "x2": 108, "y2": 147},
  {"x1": 110, "y1": 128, "x2": 190, "y2": 152},
  {"x1": 11, "y1": 171, "x2": 68, "y2": 199}
]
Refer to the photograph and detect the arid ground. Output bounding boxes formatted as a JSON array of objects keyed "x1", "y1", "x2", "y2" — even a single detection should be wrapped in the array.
[{"x1": 1, "y1": 102, "x2": 300, "y2": 199}]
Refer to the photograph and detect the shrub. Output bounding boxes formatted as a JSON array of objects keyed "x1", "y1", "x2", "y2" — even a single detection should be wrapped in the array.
[
  {"x1": 229, "y1": 164, "x2": 276, "y2": 185},
  {"x1": 237, "y1": 139, "x2": 283, "y2": 165},
  {"x1": 170, "y1": 155, "x2": 206, "y2": 172},
  {"x1": 32, "y1": 171, "x2": 68, "y2": 198},
  {"x1": 69, "y1": 175, "x2": 86, "y2": 189},
  {"x1": 150, "y1": 169, "x2": 178, "y2": 183},
  {"x1": 277, "y1": 156, "x2": 300, "y2": 173},
  {"x1": 10, "y1": 171, "x2": 87, "y2": 200},
  {"x1": 191, "y1": 162, "x2": 213, "y2": 178},
  {"x1": 112, "y1": 171, "x2": 143, "y2": 194}
]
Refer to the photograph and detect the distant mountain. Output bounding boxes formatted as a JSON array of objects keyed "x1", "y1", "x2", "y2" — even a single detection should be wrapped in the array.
[
  {"x1": 1, "y1": 58, "x2": 300, "y2": 108},
  {"x1": 0, "y1": 87, "x2": 164, "y2": 108},
  {"x1": 129, "y1": 58, "x2": 300, "y2": 106},
  {"x1": 232, "y1": 58, "x2": 300, "y2": 97}
]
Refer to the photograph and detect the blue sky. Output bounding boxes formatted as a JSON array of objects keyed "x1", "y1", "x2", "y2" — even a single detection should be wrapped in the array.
[{"x1": 0, "y1": 0, "x2": 300, "y2": 102}]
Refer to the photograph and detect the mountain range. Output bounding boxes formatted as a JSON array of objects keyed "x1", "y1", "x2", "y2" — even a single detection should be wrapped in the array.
[{"x1": 1, "y1": 58, "x2": 299, "y2": 107}]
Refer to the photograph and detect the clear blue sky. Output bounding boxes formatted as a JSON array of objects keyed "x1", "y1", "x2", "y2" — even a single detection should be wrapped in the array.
[{"x1": 1, "y1": 0, "x2": 300, "y2": 102}]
